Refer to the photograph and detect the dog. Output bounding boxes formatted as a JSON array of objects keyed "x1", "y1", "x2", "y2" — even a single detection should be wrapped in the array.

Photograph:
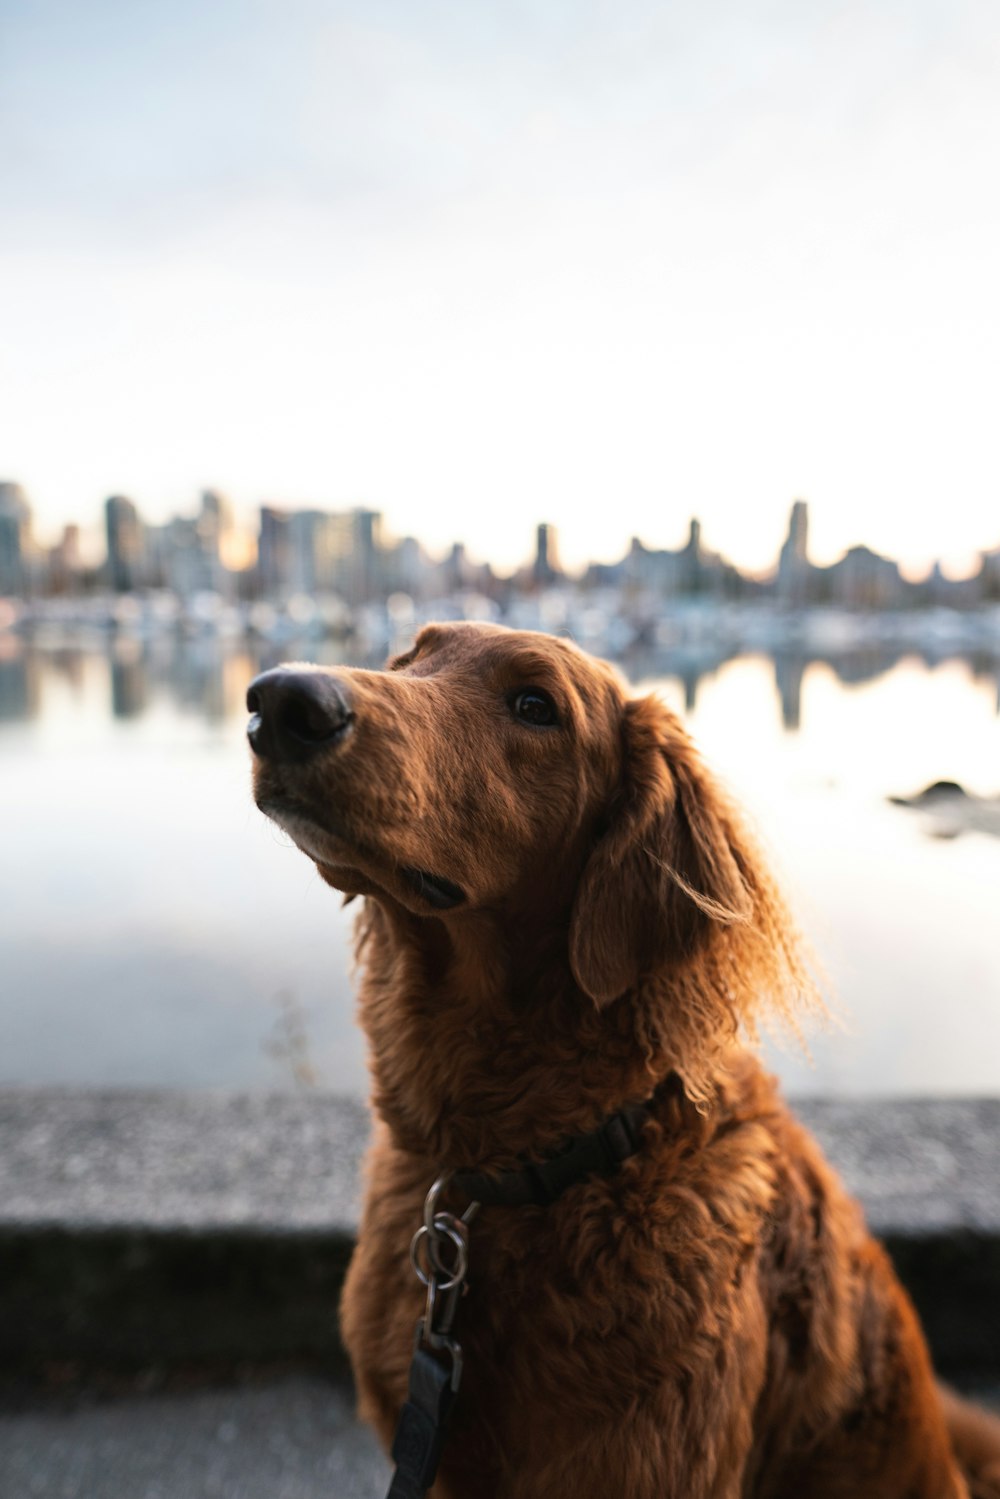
[{"x1": 248, "y1": 621, "x2": 1000, "y2": 1499}]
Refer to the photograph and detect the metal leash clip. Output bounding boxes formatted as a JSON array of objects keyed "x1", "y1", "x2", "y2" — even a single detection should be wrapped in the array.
[
  {"x1": 384, "y1": 1176, "x2": 481, "y2": 1499},
  {"x1": 408, "y1": 1173, "x2": 479, "y2": 1386}
]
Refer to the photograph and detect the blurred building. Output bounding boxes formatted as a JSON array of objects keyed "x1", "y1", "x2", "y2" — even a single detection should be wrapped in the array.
[
  {"x1": 777, "y1": 500, "x2": 814, "y2": 603},
  {"x1": 381, "y1": 534, "x2": 431, "y2": 598},
  {"x1": 978, "y1": 545, "x2": 1000, "y2": 602},
  {"x1": 287, "y1": 510, "x2": 328, "y2": 594},
  {"x1": 46, "y1": 524, "x2": 83, "y2": 594},
  {"x1": 333, "y1": 508, "x2": 382, "y2": 604},
  {"x1": 105, "y1": 495, "x2": 145, "y2": 592},
  {"x1": 533, "y1": 523, "x2": 561, "y2": 586},
  {"x1": 196, "y1": 490, "x2": 232, "y2": 593},
  {"x1": 151, "y1": 490, "x2": 234, "y2": 598},
  {"x1": 605, "y1": 518, "x2": 741, "y2": 598},
  {"x1": 290, "y1": 508, "x2": 379, "y2": 598},
  {"x1": 827, "y1": 544, "x2": 903, "y2": 609},
  {"x1": 153, "y1": 522, "x2": 197, "y2": 597},
  {"x1": 918, "y1": 560, "x2": 974, "y2": 609},
  {"x1": 258, "y1": 504, "x2": 384, "y2": 603},
  {"x1": 443, "y1": 541, "x2": 476, "y2": 594},
  {"x1": 0, "y1": 482, "x2": 33, "y2": 596},
  {"x1": 679, "y1": 518, "x2": 707, "y2": 592},
  {"x1": 257, "y1": 506, "x2": 292, "y2": 597}
]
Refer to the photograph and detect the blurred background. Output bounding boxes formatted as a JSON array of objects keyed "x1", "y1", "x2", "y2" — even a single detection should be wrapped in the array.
[{"x1": 2, "y1": 0, "x2": 999, "y2": 1102}]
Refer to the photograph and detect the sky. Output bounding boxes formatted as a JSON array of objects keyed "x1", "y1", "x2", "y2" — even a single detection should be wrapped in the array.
[{"x1": 1, "y1": 0, "x2": 999, "y2": 577}]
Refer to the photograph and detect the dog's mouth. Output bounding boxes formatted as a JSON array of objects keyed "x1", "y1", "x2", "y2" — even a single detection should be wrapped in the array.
[
  {"x1": 257, "y1": 796, "x2": 466, "y2": 912},
  {"x1": 400, "y1": 868, "x2": 466, "y2": 911}
]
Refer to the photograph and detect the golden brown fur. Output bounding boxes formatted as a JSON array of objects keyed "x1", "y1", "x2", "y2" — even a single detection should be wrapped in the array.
[{"x1": 250, "y1": 621, "x2": 1000, "y2": 1498}]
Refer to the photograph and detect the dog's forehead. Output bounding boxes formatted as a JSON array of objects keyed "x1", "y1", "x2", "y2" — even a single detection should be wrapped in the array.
[{"x1": 410, "y1": 622, "x2": 624, "y2": 702}]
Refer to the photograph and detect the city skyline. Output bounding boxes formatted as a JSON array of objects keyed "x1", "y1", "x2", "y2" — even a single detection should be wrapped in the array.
[
  {"x1": 3, "y1": 479, "x2": 1000, "y2": 609},
  {"x1": 4, "y1": 2, "x2": 1000, "y2": 581},
  {"x1": 4, "y1": 475, "x2": 999, "y2": 586}
]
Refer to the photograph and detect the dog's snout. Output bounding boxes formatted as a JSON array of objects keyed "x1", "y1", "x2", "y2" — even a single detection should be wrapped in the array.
[{"x1": 246, "y1": 668, "x2": 353, "y2": 762}]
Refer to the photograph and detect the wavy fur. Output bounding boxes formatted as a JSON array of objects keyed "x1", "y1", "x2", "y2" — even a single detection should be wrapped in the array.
[{"x1": 251, "y1": 622, "x2": 1000, "y2": 1498}]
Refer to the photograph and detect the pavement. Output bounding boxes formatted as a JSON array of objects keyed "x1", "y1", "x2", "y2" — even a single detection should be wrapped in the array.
[
  {"x1": 0, "y1": 1377, "x2": 389, "y2": 1499},
  {"x1": 3, "y1": 1377, "x2": 999, "y2": 1499}
]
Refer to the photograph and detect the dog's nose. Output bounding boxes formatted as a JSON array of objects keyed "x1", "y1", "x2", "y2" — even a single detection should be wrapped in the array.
[{"x1": 246, "y1": 668, "x2": 353, "y2": 762}]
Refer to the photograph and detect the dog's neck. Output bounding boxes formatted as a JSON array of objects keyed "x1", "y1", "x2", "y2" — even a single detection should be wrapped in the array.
[{"x1": 354, "y1": 893, "x2": 711, "y2": 1171}]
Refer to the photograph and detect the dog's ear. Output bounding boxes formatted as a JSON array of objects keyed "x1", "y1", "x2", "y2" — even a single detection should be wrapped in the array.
[{"x1": 569, "y1": 694, "x2": 755, "y2": 1006}]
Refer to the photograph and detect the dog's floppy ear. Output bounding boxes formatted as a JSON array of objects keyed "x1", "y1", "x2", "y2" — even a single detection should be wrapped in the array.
[{"x1": 569, "y1": 694, "x2": 755, "y2": 1006}]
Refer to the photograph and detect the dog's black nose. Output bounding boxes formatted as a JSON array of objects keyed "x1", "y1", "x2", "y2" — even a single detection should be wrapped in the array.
[{"x1": 246, "y1": 668, "x2": 353, "y2": 762}]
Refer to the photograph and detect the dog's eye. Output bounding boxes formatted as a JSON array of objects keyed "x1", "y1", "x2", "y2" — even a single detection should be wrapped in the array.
[{"x1": 512, "y1": 689, "x2": 559, "y2": 727}]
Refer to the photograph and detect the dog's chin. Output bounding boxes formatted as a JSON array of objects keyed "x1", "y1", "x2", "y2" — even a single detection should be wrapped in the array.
[
  {"x1": 257, "y1": 799, "x2": 351, "y2": 866},
  {"x1": 257, "y1": 799, "x2": 467, "y2": 915}
]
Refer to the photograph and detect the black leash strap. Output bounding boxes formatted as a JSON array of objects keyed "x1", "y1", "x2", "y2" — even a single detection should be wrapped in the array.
[
  {"x1": 383, "y1": 1176, "x2": 472, "y2": 1499},
  {"x1": 387, "y1": 1344, "x2": 460, "y2": 1499}
]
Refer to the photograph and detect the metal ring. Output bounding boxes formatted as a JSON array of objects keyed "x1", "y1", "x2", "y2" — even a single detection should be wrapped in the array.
[
  {"x1": 413, "y1": 1219, "x2": 468, "y2": 1287},
  {"x1": 422, "y1": 1172, "x2": 452, "y2": 1236},
  {"x1": 409, "y1": 1221, "x2": 469, "y2": 1292},
  {"x1": 421, "y1": 1171, "x2": 480, "y2": 1231},
  {"x1": 425, "y1": 1213, "x2": 467, "y2": 1278}
]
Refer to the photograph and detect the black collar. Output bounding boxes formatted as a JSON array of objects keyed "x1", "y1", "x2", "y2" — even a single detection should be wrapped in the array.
[{"x1": 449, "y1": 1073, "x2": 680, "y2": 1208}]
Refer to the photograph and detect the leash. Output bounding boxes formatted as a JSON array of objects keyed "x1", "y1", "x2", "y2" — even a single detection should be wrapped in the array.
[
  {"x1": 385, "y1": 1175, "x2": 476, "y2": 1499},
  {"x1": 382, "y1": 1083, "x2": 676, "y2": 1498}
]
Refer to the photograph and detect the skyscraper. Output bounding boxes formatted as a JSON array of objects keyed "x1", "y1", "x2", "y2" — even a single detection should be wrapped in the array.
[
  {"x1": 777, "y1": 500, "x2": 812, "y2": 603},
  {"x1": 257, "y1": 506, "x2": 292, "y2": 597},
  {"x1": 534, "y1": 523, "x2": 561, "y2": 585},
  {"x1": 105, "y1": 495, "x2": 145, "y2": 592},
  {"x1": 324, "y1": 508, "x2": 383, "y2": 604},
  {"x1": 196, "y1": 489, "x2": 231, "y2": 593},
  {"x1": 0, "y1": 482, "x2": 32, "y2": 596}
]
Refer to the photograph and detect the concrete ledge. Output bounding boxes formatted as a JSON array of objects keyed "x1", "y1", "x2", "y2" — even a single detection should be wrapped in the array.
[
  {"x1": 795, "y1": 1097, "x2": 1000, "y2": 1236},
  {"x1": 0, "y1": 1090, "x2": 370, "y2": 1233},
  {"x1": 1, "y1": 1089, "x2": 998, "y2": 1381}
]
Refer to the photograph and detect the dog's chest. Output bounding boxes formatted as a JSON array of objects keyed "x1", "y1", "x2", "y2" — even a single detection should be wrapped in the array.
[{"x1": 344, "y1": 1138, "x2": 773, "y2": 1442}]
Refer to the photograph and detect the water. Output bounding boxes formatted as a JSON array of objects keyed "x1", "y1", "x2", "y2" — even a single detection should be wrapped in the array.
[{"x1": 1, "y1": 634, "x2": 998, "y2": 1097}]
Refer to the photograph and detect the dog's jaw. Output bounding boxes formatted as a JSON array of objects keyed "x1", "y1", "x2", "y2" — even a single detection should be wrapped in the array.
[{"x1": 256, "y1": 796, "x2": 467, "y2": 914}]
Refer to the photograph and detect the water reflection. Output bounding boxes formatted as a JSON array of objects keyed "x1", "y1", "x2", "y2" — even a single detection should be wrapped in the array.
[
  {"x1": 1, "y1": 633, "x2": 998, "y2": 1095},
  {"x1": 0, "y1": 641, "x2": 41, "y2": 721},
  {"x1": 1, "y1": 634, "x2": 998, "y2": 735},
  {"x1": 110, "y1": 649, "x2": 148, "y2": 719},
  {"x1": 774, "y1": 653, "x2": 805, "y2": 731}
]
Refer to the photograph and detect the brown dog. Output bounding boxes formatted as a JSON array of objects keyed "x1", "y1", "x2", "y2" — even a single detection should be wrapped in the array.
[{"x1": 248, "y1": 622, "x2": 1000, "y2": 1499}]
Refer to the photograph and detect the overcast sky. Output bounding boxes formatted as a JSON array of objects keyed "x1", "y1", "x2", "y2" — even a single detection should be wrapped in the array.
[{"x1": 2, "y1": 0, "x2": 998, "y2": 575}]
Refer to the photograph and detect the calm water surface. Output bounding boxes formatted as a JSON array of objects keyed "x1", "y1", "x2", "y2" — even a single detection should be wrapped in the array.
[{"x1": 1, "y1": 636, "x2": 998, "y2": 1096}]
